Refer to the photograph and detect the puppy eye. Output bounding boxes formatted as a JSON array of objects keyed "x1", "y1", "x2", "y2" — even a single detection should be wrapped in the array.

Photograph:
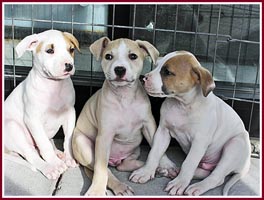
[
  {"x1": 129, "y1": 53, "x2": 138, "y2": 60},
  {"x1": 46, "y1": 49, "x2": 54, "y2": 54},
  {"x1": 69, "y1": 47, "x2": 75, "y2": 53},
  {"x1": 161, "y1": 67, "x2": 175, "y2": 76},
  {"x1": 105, "y1": 54, "x2": 113, "y2": 60}
]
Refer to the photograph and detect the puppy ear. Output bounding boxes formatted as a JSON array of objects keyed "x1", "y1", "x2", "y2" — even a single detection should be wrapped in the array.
[
  {"x1": 192, "y1": 65, "x2": 215, "y2": 97},
  {"x1": 15, "y1": 34, "x2": 39, "y2": 58},
  {"x1": 63, "y1": 32, "x2": 81, "y2": 53},
  {"x1": 89, "y1": 37, "x2": 111, "y2": 61},
  {"x1": 135, "y1": 40, "x2": 159, "y2": 64}
]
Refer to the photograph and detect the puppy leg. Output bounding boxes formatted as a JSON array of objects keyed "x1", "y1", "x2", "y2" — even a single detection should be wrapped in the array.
[
  {"x1": 24, "y1": 118, "x2": 67, "y2": 174},
  {"x1": 193, "y1": 168, "x2": 211, "y2": 179},
  {"x1": 164, "y1": 140, "x2": 208, "y2": 195},
  {"x1": 84, "y1": 167, "x2": 134, "y2": 196},
  {"x1": 116, "y1": 147, "x2": 144, "y2": 172},
  {"x1": 72, "y1": 131, "x2": 134, "y2": 196},
  {"x1": 5, "y1": 121, "x2": 64, "y2": 179},
  {"x1": 185, "y1": 134, "x2": 251, "y2": 196},
  {"x1": 130, "y1": 125, "x2": 171, "y2": 183},
  {"x1": 62, "y1": 107, "x2": 78, "y2": 168},
  {"x1": 72, "y1": 131, "x2": 95, "y2": 168},
  {"x1": 142, "y1": 115, "x2": 177, "y2": 179}
]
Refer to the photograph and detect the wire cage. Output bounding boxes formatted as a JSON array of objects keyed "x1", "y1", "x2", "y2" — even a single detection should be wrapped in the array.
[{"x1": 4, "y1": 4, "x2": 260, "y2": 142}]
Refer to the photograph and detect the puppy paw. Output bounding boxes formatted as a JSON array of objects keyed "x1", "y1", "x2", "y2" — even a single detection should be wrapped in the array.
[
  {"x1": 55, "y1": 149, "x2": 65, "y2": 160},
  {"x1": 129, "y1": 166, "x2": 155, "y2": 184},
  {"x1": 42, "y1": 164, "x2": 65, "y2": 180},
  {"x1": 184, "y1": 180, "x2": 212, "y2": 196},
  {"x1": 157, "y1": 158, "x2": 179, "y2": 178},
  {"x1": 64, "y1": 157, "x2": 78, "y2": 168},
  {"x1": 184, "y1": 184, "x2": 203, "y2": 196},
  {"x1": 56, "y1": 150, "x2": 78, "y2": 168},
  {"x1": 164, "y1": 176, "x2": 190, "y2": 195},
  {"x1": 112, "y1": 182, "x2": 134, "y2": 196},
  {"x1": 85, "y1": 186, "x2": 106, "y2": 196},
  {"x1": 157, "y1": 167, "x2": 179, "y2": 179}
]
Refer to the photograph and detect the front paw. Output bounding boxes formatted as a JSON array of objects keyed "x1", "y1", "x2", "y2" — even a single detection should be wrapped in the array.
[
  {"x1": 42, "y1": 161, "x2": 67, "y2": 180},
  {"x1": 56, "y1": 150, "x2": 78, "y2": 168},
  {"x1": 129, "y1": 166, "x2": 155, "y2": 184},
  {"x1": 85, "y1": 186, "x2": 106, "y2": 196},
  {"x1": 157, "y1": 158, "x2": 179, "y2": 179},
  {"x1": 112, "y1": 182, "x2": 134, "y2": 196},
  {"x1": 64, "y1": 155, "x2": 78, "y2": 168},
  {"x1": 164, "y1": 176, "x2": 191, "y2": 195}
]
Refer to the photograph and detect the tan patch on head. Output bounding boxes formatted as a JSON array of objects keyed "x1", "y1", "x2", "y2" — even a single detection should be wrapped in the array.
[
  {"x1": 161, "y1": 52, "x2": 215, "y2": 96},
  {"x1": 62, "y1": 32, "x2": 80, "y2": 57},
  {"x1": 36, "y1": 42, "x2": 43, "y2": 53},
  {"x1": 45, "y1": 44, "x2": 54, "y2": 53},
  {"x1": 161, "y1": 53, "x2": 198, "y2": 94},
  {"x1": 103, "y1": 38, "x2": 145, "y2": 59}
]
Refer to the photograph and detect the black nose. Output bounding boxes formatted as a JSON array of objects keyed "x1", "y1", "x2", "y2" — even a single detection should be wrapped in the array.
[
  {"x1": 139, "y1": 75, "x2": 145, "y2": 84},
  {"x1": 65, "y1": 63, "x2": 73, "y2": 72},
  {"x1": 114, "y1": 66, "x2": 126, "y2": 78}
]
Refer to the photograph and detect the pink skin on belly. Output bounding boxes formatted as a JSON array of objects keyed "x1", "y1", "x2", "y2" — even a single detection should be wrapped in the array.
[
  {"x1": 198, "y1": 150, "x2": 222, "y2": 171},
  {"x1": 108, "y1": 144, "x2": 135, "y2": 167},
  {"x1": 108, "y1": 155, "x2": 129, "y2": 167}
]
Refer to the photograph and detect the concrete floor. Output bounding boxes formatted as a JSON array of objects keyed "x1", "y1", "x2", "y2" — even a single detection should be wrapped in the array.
[{"x1": 4, "y1": 144, "x2": 260, "y2": 197}]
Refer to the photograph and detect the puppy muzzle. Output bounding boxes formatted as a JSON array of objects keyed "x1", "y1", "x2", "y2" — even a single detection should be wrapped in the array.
[
  {"x1": 65, "y1": 63, "x2": 73, "y2": 72},
  {"x1": 114, "y1": 66, "x2": 126, "y2": 78}
]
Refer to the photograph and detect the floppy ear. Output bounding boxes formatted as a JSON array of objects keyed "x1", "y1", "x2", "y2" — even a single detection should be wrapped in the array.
[
  {"x1": 135, "y1": 40, "x2": 159, "y2": 64},
  {"x1": 192, "y1": 65, "x2": 215, "y2": 97},
  {"x1": 89, "y1": 37, "x2": 111, "y2": 61},
  {"x1": 15, "y1": 34, "x2": 39, "y2": 58},
  {"x1": 63, "y1": 32, "x2": 81, "y2": 52}
]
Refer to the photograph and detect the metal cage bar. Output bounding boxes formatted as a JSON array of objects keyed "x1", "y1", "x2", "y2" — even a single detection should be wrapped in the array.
[{"x1": 4, "y1": 4, "x2": 260, "y2": 137}]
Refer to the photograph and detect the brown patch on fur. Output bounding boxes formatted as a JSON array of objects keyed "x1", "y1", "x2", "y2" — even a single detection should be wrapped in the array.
[
  {"x1": 90, "y1": 37, "x2": 158, "y2": 63},
  {"x1": 36, "y1": 42, "x2": 43, "y2": 53},
  {"x1": 89, "y1": 37, "x2": 111, "y2": 61},
  {"x1": 63, "y1": 32, "x2": 80, "y2": 57},
  {"x1": 102, "y1": 38, "x2": 146, "y2": 61},
  {"x1": 161, "y1": 52, "x2": 215, "y2": 96},
  {"x1": 192, "y1": 64, "x2": 215, "y2": 97},
  {"x1": 45, "y1": 44, "x2": 54, "y2": 52},
  {"x1": 161, "y1": 54, "x2": 197, "y2": 95}
]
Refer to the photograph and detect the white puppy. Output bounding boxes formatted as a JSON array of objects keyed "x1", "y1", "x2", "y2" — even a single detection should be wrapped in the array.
[
  {"x1": 4, "y1": 30, "x2": 80, "y2": 180},
  {"x1": 72, "y1": 37, "x2": 175, "y2": 196},
  {"x1": 130, "y1": 51, "x2": 251, "y2": 196}
]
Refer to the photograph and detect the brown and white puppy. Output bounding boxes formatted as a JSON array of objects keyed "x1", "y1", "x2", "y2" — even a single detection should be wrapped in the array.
[
  {"x1": 72, "y1": 37, "x2": 176, "y2": 196},
  {"x1": 130, "y1": 51, "x2": 251, "y2": 196},
  {"x1": 5, "y1": 30, "x2": 80, "y2": 179}
]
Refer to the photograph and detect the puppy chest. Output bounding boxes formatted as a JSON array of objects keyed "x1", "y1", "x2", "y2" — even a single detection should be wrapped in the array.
[
  {"x1": 113, "y1": 107, "x2": 145, "y2": 135},
  {"x1": 164, "y1": 109, "x2": 189, "y2": 131},
  {"x1": 164, "y1": 111, "x2": 193, "y2": 152}
]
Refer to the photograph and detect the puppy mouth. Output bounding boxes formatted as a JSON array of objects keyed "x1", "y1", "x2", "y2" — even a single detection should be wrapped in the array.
[
  {"x1": 147, "y1": 91, "x2": 167, "y2": 97},
  {"x1": 144, "y1": 86, "x2": 167, "y2": 97},
  {"x1": 42, "y1": 67, "x2": 73, "y2": 80},
  {"x1": 109, "y1": 78, "x2": 135, "y2": 83}
]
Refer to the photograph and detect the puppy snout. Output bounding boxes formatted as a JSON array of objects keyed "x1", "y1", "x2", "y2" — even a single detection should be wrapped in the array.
[
  {"x1": 114, "y1": 66, "x2": 126, "y2": 78},
  {"x1": 139, "y1": 75, "x2": 145, "y2": 84},
  {"x1": 65, "y1": 63, "x2": 73, "y2": 72},
  {"x1": 143, "y1": 74, "x2": 150, "y2": 82}
]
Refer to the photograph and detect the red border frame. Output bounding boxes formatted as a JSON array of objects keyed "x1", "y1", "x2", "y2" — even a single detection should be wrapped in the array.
[{"x1": 1, "y1": 1, "x2": 262, "y2": 199}]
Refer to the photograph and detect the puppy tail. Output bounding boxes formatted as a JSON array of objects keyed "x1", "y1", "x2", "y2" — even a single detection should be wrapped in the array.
[{"x1": 223, "y1": 173, "x2": 242, "y2": 196}]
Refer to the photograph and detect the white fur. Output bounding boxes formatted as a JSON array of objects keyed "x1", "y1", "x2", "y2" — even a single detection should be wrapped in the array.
[
  {"x1": 72, "y1": 38, "x2": 174, "y2": 196},
  {"x1": 130, "y1": 51, "x2": 251, "y2": 196},
  {"x1": 4, "y1": 30, "x2": 78, "y2": 180}
]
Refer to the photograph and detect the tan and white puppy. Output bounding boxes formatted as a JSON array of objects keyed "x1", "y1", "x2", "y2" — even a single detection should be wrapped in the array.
[
  {"x1": 5, "y1": 30, "x2": 80, "y2": 179},
  {"x1": 130, "y1": 51, "x2": 251, "y2": 196},
  {"x1": 72, "y1": 37, "x2": 176, "y2": 196}
]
